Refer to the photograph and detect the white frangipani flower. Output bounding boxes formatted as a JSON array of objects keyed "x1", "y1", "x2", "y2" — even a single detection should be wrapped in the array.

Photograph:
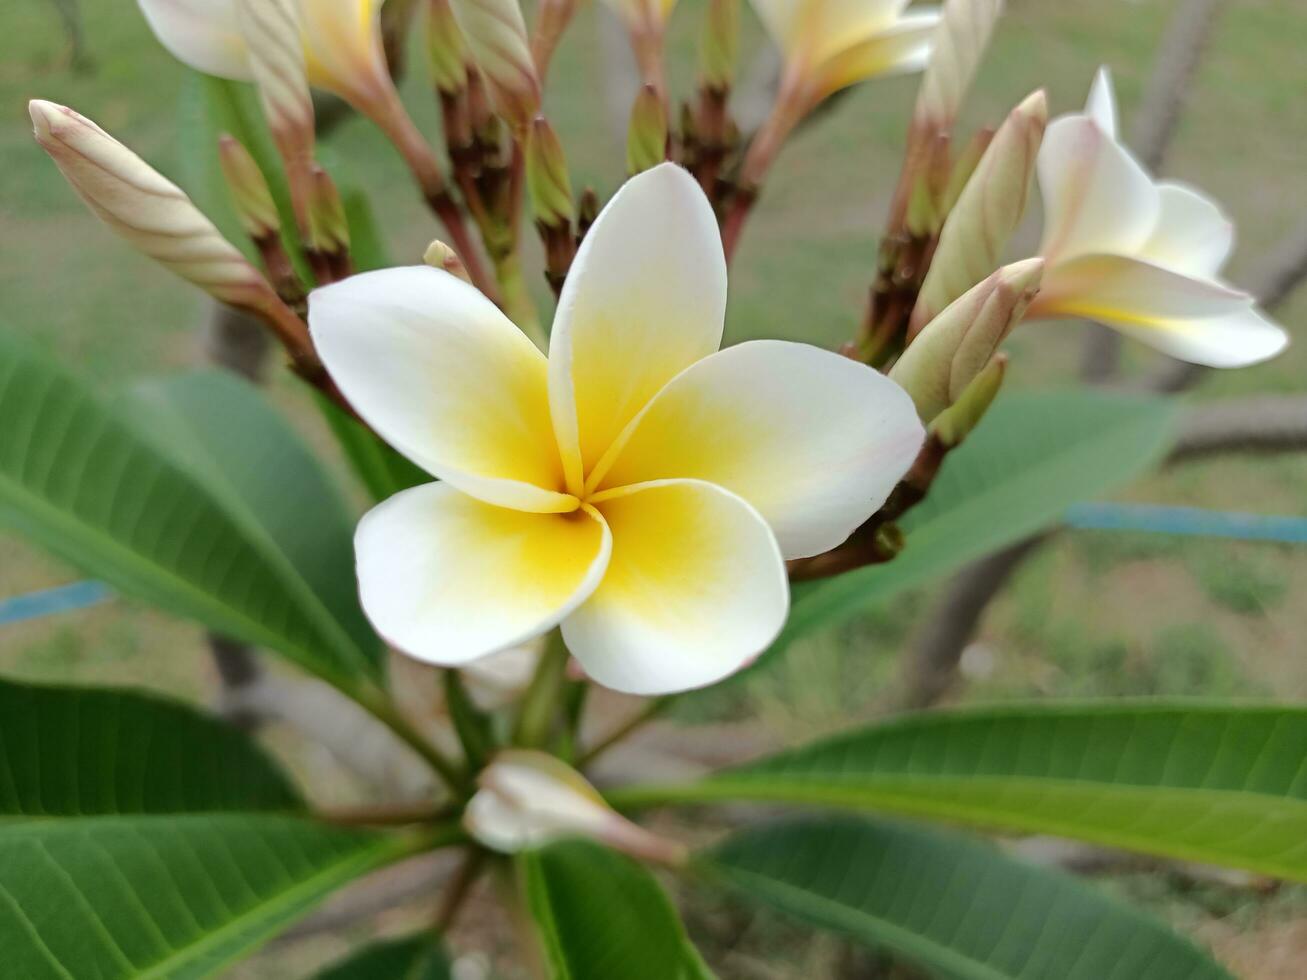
[
  {"x1": 465, "y1": 750, "x2": 685, "y2": 862},
  {"x1": 753, "y1": 0, "x2": 942, "y2": 99},
  {"x1": 1028, "y1": 67, "x2": 1288, "y2": 367},
  {"x1": 310, "y1": 164, "x2": 924, "y2": 695}
]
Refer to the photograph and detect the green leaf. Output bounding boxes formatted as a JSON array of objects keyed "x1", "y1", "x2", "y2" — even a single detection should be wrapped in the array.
[
  {"x1": 0, "y1": 815, "x2": 411, "y2": 980},
  {"x1": 777, "y1": 390, "x2": 1178, "y2": 654},
  {"x1": 0, "y1": 330, "x2": 380, "y2": 692},
  {"x1": 0, "y1": 676, "x2": 300, "y2": 815},
  {"x1": 521, "y1": 840, "x2": 715, "y2": 980},
  {"x1": 314, "y1": 934, "x2": 452, "y2": 979},
  {"x1": 316, "y1": 393, "x2": 430, "y2": 502},
  {"x1": 125, "y1": 370, "x2": 382, "y2": 677},
  {"x1": 705, "y1": 815, "x2": 1230, "y2": 980},
  {"x1": 615, "y1": 703, "x2": 1307, "y2": 882},
  {"x1": 0, "y1": 677, "x2": 422, "y2": 979}
]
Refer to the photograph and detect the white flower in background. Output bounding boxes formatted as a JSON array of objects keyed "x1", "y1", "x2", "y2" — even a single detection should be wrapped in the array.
[
  {"x1": 753, "y1": 0, "x2": 943, "y2": 99},
  {"x1": 465, "y1": 750, "x2": 685, "y2": 861},
  {"x1": 1028, "y1": 67, "x2": 1289, "y2": 367},
  {"x1": 310, "y1": 164, "x2": 924, "y2": 695}
]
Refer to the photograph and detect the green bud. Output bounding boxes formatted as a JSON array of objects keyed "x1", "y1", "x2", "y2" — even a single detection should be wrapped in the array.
[
  {"x1": 699, "y1": 0, "x2": 739, "y2": 91},
  {"x1": 890, "y1": 258, "x2": 1042, "y2": 421},
  {"x1": 939, "y1": 127, "x2": 992, "y2": 220},
  {"x1": 427, "y1": 0, "x2": 469, "y2": 94},
  {"x1": 930, "y1": 353, "x2": 1007, "y2": 448},
  {"x1": 525, "y1": 116, "x2": 574, "y2": 228},
  {"x1": 626, "y1": 84, "x2": 668, "y2": 176},
  {"x1": 308, "y1": 165, "x2": 349, "y2": 257},
  {"x1": 217, "y1": 134, "x2": 280, "y2": 241}
]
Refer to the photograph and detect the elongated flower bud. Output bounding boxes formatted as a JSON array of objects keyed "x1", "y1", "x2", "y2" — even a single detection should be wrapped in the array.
[
  {"x1": 891, "y1": 258, "x2": 1042, "y2": 421},
  {"x1": 427, "y1": 0, "x2": 469, "y2": 93},
  {"x1": 308, "y1": 166, "x2": 349, "y2": 260},
  {"x1": 450, "y1": 0, "x2": 541, "y2": 130},
  {"x1": 234, "y1": 0, "x2": 315, "y2": 230},
  {"x1": 931, "y1": 353, "x2": 1006, "y2": 447},
  {"x1": 911, "y1": 90, "x2": 1047, "y2": 333},
  {"x1": 218, "y1": 134, "x2": 279, "y2": 241},
  {"x1": 465, "y1": 750, "x2": 686, "y2": 863},
  {"x1": 526, "y1": 116, "x2": 574, "y2": 227},
  {"x1": 914, "y1": 0, "x2": 1004, "y2": 132},
  {"x1": 627, "y1": 84, "x2": 668, "y2": 175},
  {"x1": 699, "y1": 0, "x2": 738, "y2": 90},
  {"x1": 31, "y1": 100, "x2": 313, "y2": 365}
]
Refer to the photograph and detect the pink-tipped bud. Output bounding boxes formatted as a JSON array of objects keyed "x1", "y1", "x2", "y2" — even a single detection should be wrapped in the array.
[
  {"x1": 525, "y1": 116, "x2": 574, "y2": 227},
  {"x1": 32, "y1": 100, "x2": 276, "y2": 314},
  {"x1": 218, "y1": 135, "x2": 280, "y2": 242},
  {"x1": 891, "y1": 258, "x2": 1042, "y2": 422},
  {"x1": 626, "y1": 84, "x2": 668, "y2": 176},
  {"x1": 911, "y1": 89, "x2": 1047, "y2": 332},
  {"x1": 423, "y1": 239, "x2": 473, "y2": 283},
  {"x1": 465, "y1": 750, "x2": 687, "y2": 864},
  {"x1": 450, "y1": 0, "x2": 541, "y2": 131}
]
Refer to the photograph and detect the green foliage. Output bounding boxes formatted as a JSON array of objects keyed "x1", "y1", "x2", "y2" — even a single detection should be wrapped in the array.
[
  {"x1": 774, "y1": 390, "x2": 1179, "y2": 656},
  {"x1": 316, "y1": 393, "x2": 430, "y2": 502},
  {"x1": 0, "y1": 332, "x2": 382, "y2": 692},
  {"x1": 0, "y1": 676, "x2": 299, "y2": 814},
  {"x1": 616, "y1": 703, "x2": 1307, "y2": 881},
  {"x1": 314, "y1": 934, "x2": 452, "y2": 979},
  {"x1": 521, "y1": 841, "x2": 716, "y2": 980},
  {"x1": 705, "y1": 815, "x2": 1230, "y2": 979},
  {"x1": 0, "y1": 677, "x2": 414, "y2": 978}
]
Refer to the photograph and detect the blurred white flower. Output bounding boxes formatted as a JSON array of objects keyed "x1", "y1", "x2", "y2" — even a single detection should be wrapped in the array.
[
  {"x1": 1029, "y1": 67, "x2": 1288, "y2": 367},
  {"x1": 465, "y1": 750, "x2": 684, "y2": 861},
  {"x1": 310, "y1": 164, "x2": 923, "y2": 695}
]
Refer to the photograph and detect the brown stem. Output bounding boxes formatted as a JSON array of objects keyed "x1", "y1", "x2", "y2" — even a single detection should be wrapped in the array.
[
  {"x1": 531, "y1": 0, "x2": 579, "y2": 82},
  {"x1": 435, "y1": 850, "x2": 487, "y2": 931},
  {"x1": 319, "y1": 801, "x2": 455, "y2": 827},
  {"x1": 692, "y1": 84, "x2": 732, "y2": 201},
  {"x1": 578, "y1": 696, "x2": 673, "y2": 766}
]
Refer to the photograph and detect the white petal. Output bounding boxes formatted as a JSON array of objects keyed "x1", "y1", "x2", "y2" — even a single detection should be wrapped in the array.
[
  {"x1": 355, "y1": 483, "x2": 610, "y2": 666},
  {"x1": 1139, "y1": 182, "x2": 1235, "y2": 280},
  {"x1": 1037, "y1": 114, "x2": 1159, "y2": 264},
  {"x1": 1034, "y1": 253, "x2": 1251, "y2": 323},
  {"x1": 548, "y1": 163, "x2": 726, "y2": 493},
  {"x1": 564, "y1": 480, "x2": 788, "y2": 695},
  {"x1": 752, "y1": 0, "x2": 908, "y2": 60},
  {"x1": 1090, "y1": 305, "x2": 1288, "y2": 369},
  {"x1": 813, "y1": 9, "x2": 941, "y2": 93},
  {"x1": 1085, "y1": 66, "x2": 1118, "y2": 138},
  {"x1": 591, "y1": 340, "x2": 924, "y2": 559},
  {"x1": 311, "y1": 266, "x2": 576, "y2": 513},
  {"x1": 300, "y1": 0, "x2": 386, "y2": 94},
  {"x1": 136, "y1": 0, "x2": 252, "y2": 79}
]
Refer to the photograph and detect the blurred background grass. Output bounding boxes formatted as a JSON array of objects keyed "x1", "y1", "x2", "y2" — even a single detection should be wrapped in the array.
[{"x1": 2, "y1": 0, "x2": 1305, "y2": 975}]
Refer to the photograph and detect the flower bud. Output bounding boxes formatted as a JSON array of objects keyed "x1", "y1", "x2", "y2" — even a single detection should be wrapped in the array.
[
  {"x1": 525, "y1": 116, "x2": 574, "y2": 228},
  {"x1": 938, "y1": 126, "x2": 993, "y2": 218},
  {"x1": 930, "y1": 352, "x2": 1006, "y2": 447},
  {"x1": 32, "y1": 100, "x2": 274, "y2": 313},
  {"x1": 891, "y1": 258, "x2": 1042, "y2": 421},
  {"x1": 465, "y1": 750, "x2": 686, "y2": 863},
  {"x1": 424, "y1": 239, "x2": 474, "y2": 284},
  {"x1": 911, "y1": 89, "x2": 1047, "y2": 332},
  {"x1": 699, "y1": 0, "x2": 738, "y2": 91},
  {"x1": 234, "y1": 0, "x2": 315, "y2": 230},
  {"x1": 450, "y1": 0, "x2": 541, "y2": 131},
  {"x1": 427, "y1": 0, "x2": 469, "y2": 94},
  {"x1": 307, "y1": 165, "x2": 349, "y2": 259},
  {"x1": 626, "y1": 84, "x2": 668, "y2": 176},
  {"x1": 218, "y1": 135, "x2": 280, "y2": 242},
  {"x1": 914, "y1": 0, "x2": 1004, "y2": 131}
]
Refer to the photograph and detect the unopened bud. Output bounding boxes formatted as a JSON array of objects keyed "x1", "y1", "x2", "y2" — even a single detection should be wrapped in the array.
[
  {"x1": 423, "y1": 239, "x2": 473, "y2": 283},
  {"x1": 526, "y1": 116, "x2": 574, "y2": 227},
  {"x1": 465, "y1": 750, "x2": 686, "y2": 864},
  {"x1": 891, "y1": 258, "x2": 1042, "y2": 421},
  {"x1": 911, "y1": 89, "x2": 1047, "y2": 332},
  {"x1": 699, "y1": 0, "x2": 738, "y2": 90},
  {"x1": 427, "y1": 0, "x2": 468, "y2": 94},
  {"x1": 577, "y1": 187, "x2": 600, "y2": 238},
  {"x1": 938, "y1": 127, "x2": 993, "y2": 218},
  {"x1": 450, "y1": 0, "x2": 541, "y2": 130},
  {"x1": 218, "y1": 135, "x2": 280, "y2": 241},
  {"x1": 626, "y1": 85, "x2": 668, "y2": 175},
  {"x1": 308, "y1": 167, "x2": 349, "y2": 255},
  {"x1": 914, "y1": 0, "x2": 1004, "y2": 130},
  {"x1": 31, "y1": 101, "x2": 277, "y2": 314},
  {"x1": 931, "y1": 353, "x2": 1007, "y2": 447}
]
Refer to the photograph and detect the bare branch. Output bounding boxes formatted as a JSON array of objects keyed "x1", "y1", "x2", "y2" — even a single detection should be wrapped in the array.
[{"x1": 1080, "y1": 0, "x2": 1227, "y2": 382}]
